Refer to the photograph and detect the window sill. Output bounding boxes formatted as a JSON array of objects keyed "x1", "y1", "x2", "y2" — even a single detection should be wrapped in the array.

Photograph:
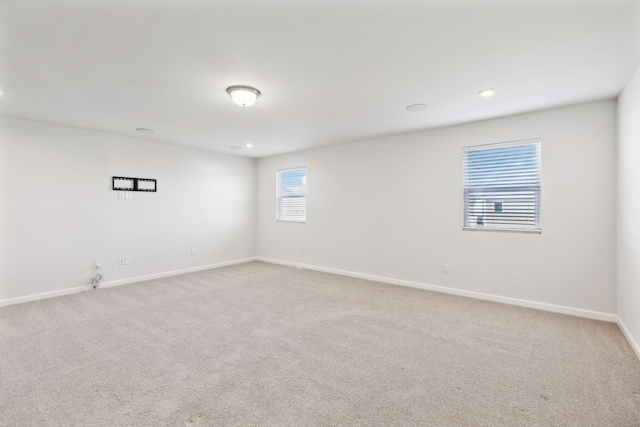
[{"x1": 462, "y1": 226, "x2": 541, "y2": 234}]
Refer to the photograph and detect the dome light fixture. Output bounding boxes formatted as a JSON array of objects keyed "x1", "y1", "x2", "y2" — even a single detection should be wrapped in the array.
[
  {"x1": 226, "y1": 85, "x2": 261, "y2": 107},
  {"x1": 479, "y1": 88, "x2": 495, "y2": 98}
]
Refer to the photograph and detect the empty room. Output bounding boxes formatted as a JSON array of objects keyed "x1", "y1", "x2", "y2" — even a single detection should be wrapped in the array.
[{"x1": 2, "y1": 0, "x2": 640, "y2": 426}]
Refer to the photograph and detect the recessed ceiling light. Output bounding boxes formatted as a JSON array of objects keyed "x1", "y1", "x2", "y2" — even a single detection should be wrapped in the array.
[
  {"x1": 245, "y1": 143, "x2": 253, "y2": 148},
  {"x1": 406, "y1": 104, "x2": 428, "y2": 112},
  {"x1": 226, "y1": 85, "x2": 261, "y2": 107},
  {"x1": 479, "y1": 88, "x2": 495, "y2": 98},
  {"x1": 135, "y1": 128, "x2": 154, "y2": 133}
]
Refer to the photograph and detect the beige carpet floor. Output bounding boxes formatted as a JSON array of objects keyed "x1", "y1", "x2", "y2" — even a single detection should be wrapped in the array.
[{"x1": 1, "y1": 261, "x2": 639, "y2": 426}]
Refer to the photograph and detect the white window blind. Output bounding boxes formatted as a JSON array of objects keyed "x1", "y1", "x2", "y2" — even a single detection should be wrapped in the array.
[
  {"x1": 462, "y1": 139, "x2": 541, "y2": 233},
  {"x1": 276, "y1": 167, "x2": 307, "y2": 223}
]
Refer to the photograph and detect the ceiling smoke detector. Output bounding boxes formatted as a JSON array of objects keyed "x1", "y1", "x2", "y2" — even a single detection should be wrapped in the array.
[{"x1": 226, "y1": 85, "x2": 261, "y2": 107}]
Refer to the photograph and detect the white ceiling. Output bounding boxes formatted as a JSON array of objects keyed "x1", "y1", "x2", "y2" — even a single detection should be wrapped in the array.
[{"x1": 1, "y1": 0, "x2": 639, "y2": 158}]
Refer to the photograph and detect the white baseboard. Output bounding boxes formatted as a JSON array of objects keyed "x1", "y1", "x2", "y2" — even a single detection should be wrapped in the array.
[
  {"x1": 3, "y1": 256, "x2": 635, "y2": 360},
  {"x1": 99, "y1": 257, "x2": 256, "y2": 289},
  {"x1": 0, "y1": 255, "x2": 621, "y2": 325},
  {"x1": 256, "y1": 257, "x2": 618, "y2": 323},
  {"x1": 617, "y1": 317, "x2": 640, "y2": 361},
  {"x1": 0, "y1": 286, "x2": 89, "y2": 308},
  {"x1": 0, "y1": 257, "x2": 256, "y2": 308}
]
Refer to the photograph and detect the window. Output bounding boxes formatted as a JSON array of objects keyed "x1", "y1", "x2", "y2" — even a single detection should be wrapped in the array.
[
  {"x1": 276, "y1": 167, "x2": 307, "y2": 223},
  {"x1": 462, "y1": 139, "x2": 541, "y2": 233}
]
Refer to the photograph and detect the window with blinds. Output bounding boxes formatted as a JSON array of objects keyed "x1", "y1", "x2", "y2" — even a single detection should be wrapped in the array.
[
  {"x1": 462, "y1": 139, "x2": 541, "y2": 233},
  {"x1": 276, "y1": 167, "x2": 307, "y2": 223}
]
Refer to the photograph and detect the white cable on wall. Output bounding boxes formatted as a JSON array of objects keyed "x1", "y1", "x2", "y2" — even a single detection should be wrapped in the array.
[{"x1": 92, "y1": 261, "x2": 103, "y2": 289}]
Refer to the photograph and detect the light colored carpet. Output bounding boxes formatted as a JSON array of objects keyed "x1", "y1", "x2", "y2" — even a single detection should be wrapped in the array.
[{"x1": 1, "y1": 261, "x2": 639, "y2": 426}]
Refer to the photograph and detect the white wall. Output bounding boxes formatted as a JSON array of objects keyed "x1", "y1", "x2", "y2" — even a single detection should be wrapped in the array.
[
  {"x1": 618, "y1": 65, "x2": 640, "y2": 351},
  {"x1": 0, "y1": 116, "x2": 256, "y2": 303},
  {"x1": 257, "y1": 100, "x2": 617, "y2": 316},
  {"x1": 0, "y1": 100, "x2": 621, "y2": 319}
]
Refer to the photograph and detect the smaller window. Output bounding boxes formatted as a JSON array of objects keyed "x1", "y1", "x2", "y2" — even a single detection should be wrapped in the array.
[
  {"x1": 276, "y1": 167, "x2": 307, "y2": 223},
  {"x1": 462, "y1": 139, "x2": 541, "y2": 233}
]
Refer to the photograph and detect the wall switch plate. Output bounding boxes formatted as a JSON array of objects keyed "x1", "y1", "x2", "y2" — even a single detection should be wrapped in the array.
[
  {"x1": 125, "y1": 192, "x2": 132, "y2": 200},
  {"x1": 442, "y1": 263, "x2": 449, "y2": 273},
  {"x1": 118, "y1": 192, "x2": 125, "y2": 200},
  {"x1": 125, "y1": 256, "x2": 132, "y2": 265},
  {"x1": 191, "y1": 248, "x2": 196, "y2": 256},
  {"x1": 118, "y1": 256, "x2": 125, "y2": 265}
]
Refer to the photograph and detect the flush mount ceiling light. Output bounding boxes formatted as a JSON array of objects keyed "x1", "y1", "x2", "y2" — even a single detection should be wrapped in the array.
[
  {"x1": 479, "y1": 88, "x2": 495, "y2": 98},
  {"x1": 406, "y1": 103, "x2": 428, "y2": 112},
  {"x1": 226, "y1": 85, "x2": 261, "y2": 107}
]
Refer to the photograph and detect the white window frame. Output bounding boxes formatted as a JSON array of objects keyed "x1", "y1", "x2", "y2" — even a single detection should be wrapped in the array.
[
  {"x1": 276, "y1": 167, "x2": 307, "y2": 223},
  {"x1": 462, "y1": 138, "x2": 542, "y2": 234}
]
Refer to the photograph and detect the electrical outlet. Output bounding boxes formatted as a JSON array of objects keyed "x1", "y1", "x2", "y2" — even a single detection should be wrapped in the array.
[
  {"x1": 125, "y1": 256, "x2": 132, "y2": 265},
  {"x1": 299, "y1": 246, "x2": 304, "y2": 254},
  {"x1": 118, "y1": 256, "x2": 125, "y2": 265},
  {"x1": 442, "y1": 263, "x2": 449, "y2": 273},
  {"x1": 191, "y1": 248, "x2": 196, "y2": 256}
]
